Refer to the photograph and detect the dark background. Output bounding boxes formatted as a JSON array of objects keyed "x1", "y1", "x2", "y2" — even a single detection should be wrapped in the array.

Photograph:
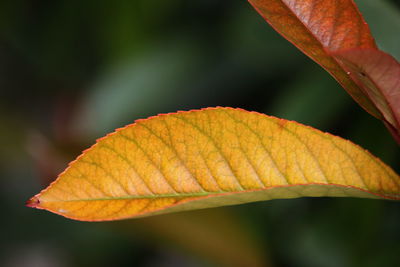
[{"x1": 1, "y1": 0, "x2": 399, "y2": 266}]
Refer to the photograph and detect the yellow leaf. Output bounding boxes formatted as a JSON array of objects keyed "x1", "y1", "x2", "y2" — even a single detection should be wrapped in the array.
[{"x1": 27, "y1": 107, "x2": 400, "y2": 221}]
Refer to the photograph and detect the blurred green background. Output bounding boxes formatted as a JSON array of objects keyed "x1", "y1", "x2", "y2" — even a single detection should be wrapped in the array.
[{"x1": 1, "y1": 0, "x2": 399, "y2": 266}]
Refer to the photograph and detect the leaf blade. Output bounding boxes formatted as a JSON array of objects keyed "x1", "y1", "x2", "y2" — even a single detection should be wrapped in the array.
[
  {"x1": 332, "y1": 48, "x2": 400, "y2": 143},
  {"x1": 247, "y1": 0, "x2": 382, "y2": 119},
  {"x1": 28, "y1": 108, "x2": 400, "y2": 221}
]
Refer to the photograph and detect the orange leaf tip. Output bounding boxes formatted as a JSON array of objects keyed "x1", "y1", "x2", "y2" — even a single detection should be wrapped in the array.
[{"x1": 26, "y1": 196, "x2": 41, "y2": 208}]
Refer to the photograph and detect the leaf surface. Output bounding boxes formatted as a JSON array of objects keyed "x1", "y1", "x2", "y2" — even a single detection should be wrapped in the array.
[
  {"x1": 27, "y1": 108, "x2": 400, "y2": 221},
  {"x1": 247, "y1": 0, "x2": 381, "y2": 118},
  {"x1": 332, "y1": 48, "x2": 400, "y2": 143}
]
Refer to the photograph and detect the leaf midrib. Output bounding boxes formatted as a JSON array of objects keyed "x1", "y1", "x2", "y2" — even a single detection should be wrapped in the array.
[{"x1": 42, "y1": 182, "x2": 397, "y2": 203}]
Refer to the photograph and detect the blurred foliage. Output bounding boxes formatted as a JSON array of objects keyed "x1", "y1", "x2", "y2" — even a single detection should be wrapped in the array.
[{"x1": 0, "y1": 0, "x2": 399, "y2": 266}]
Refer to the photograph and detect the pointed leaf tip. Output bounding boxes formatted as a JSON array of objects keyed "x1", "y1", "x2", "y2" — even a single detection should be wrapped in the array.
[
  {"x1": 26, "y1": 196, "x2": 40, "y2": 208},
  {"x1": 28, "y1": 107, "x2": 400, "y2": 221}
]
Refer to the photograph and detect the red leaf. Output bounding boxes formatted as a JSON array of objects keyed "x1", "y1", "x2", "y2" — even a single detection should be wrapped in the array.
[
  {"x1": 248, "y1": 0, "x2": 382, "y2": 118},
  {"x1": 332, "y1": 48, "x2": 400, "y2": 143}
]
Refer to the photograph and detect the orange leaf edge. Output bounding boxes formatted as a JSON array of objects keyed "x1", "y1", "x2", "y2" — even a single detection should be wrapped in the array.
[{"x1": 27, "y1": 182, "x2": 399, "y2": 222}]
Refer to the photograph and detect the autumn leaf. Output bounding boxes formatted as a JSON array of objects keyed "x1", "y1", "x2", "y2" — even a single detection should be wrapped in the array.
[
  {"x1": 332, "y1": 48, "x2": 400, "y2": 143},
  {"x1": 247, "y1": 0, "x2": 400, "y2": 144},
  {"x1": 27, "y1": 108, "x2": 400, "y2": 221},
  {"x1": 247, "y1": 0, "x2": 381, "y2": 118}
]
